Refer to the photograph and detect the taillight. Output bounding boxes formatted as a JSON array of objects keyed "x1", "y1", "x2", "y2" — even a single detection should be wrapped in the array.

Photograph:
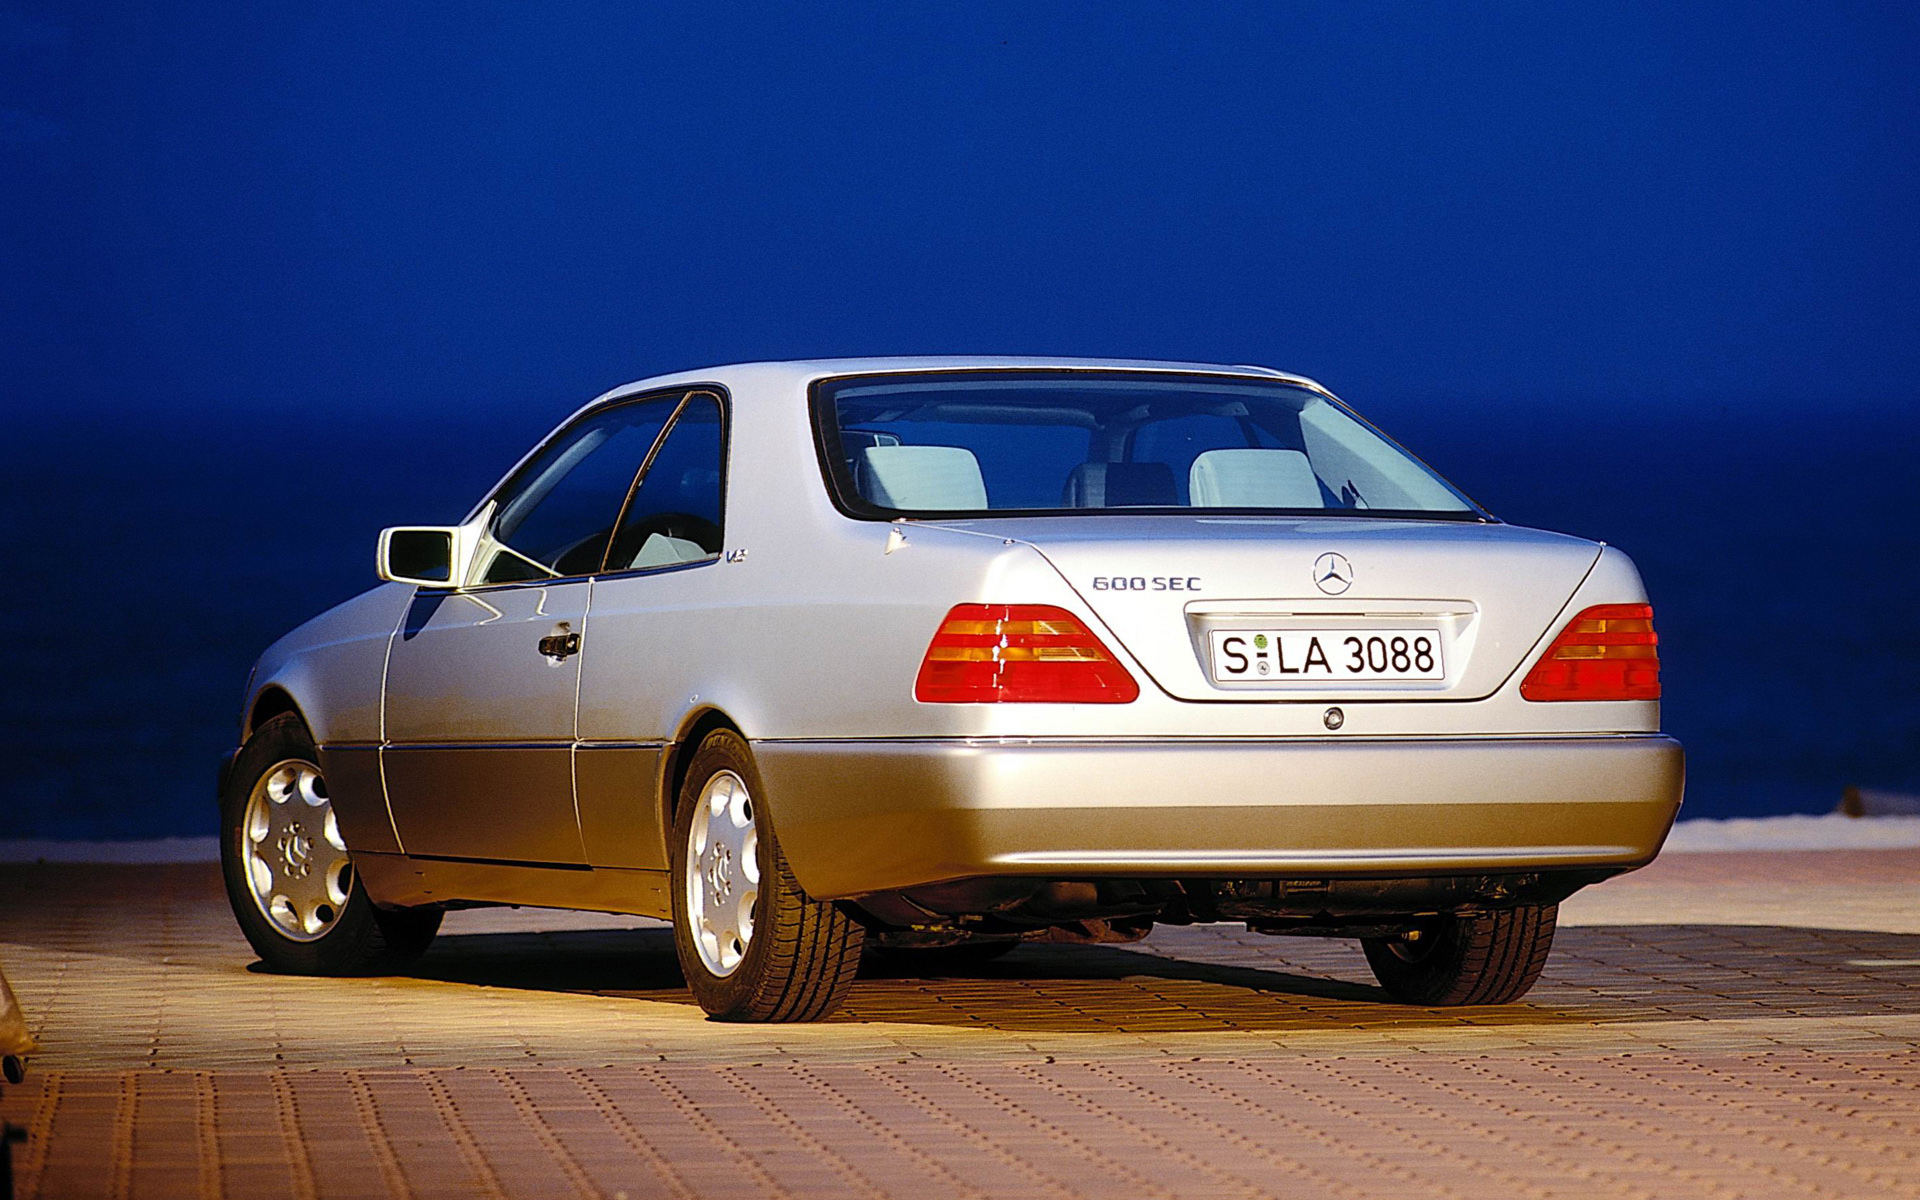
[
  {"x1": 915, "y1": 604, "x2": 1140, "y2": 703},
  {"x1": 1520, "y1": 603, "x2": 1660, "y2": 701}
]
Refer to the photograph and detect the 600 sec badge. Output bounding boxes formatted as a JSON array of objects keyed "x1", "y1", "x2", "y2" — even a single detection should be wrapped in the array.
[{"x1": 1091, "y1": 576, "x2": 1202, "y2": 592}]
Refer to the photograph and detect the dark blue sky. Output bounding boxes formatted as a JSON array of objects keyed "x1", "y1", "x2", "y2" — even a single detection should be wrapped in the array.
[
  {"x1": 5, "y1": 1, "x2": 1917, "y2": 414},
  {"x1": 3, "y1": 2, "x2": 1918, "y2": 837}
]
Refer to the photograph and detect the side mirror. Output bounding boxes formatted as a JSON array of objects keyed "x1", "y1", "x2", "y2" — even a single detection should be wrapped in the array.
[
  {"x1": 377, "y1": 527, "x2": 458, "y2": 586},
  {"x1": 377, "y1": 503, "x2": 494, "y2": 588}
]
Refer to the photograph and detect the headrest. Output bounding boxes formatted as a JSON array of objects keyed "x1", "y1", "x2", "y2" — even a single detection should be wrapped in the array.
[
  {"x1": 628, "y1": 532, "x2": 713, "y2": 570},
  {"x1": 1062, "y1": 462, "x2": 1179, "y2": 507},
  {"x1": 1189, "y1": 448, "x2": 1323, "y2": 508},
  {"x1": 860, "y1": 445, "x2": 989, "y2": 510}
]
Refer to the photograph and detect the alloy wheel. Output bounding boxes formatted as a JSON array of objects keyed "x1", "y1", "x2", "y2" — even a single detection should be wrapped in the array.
[
  {"x1": 685, "y1": 769, "x2": 760, "y2": 977},
  {"x1": 241, "y1": 759, "x2": 353, "y2": 942}
]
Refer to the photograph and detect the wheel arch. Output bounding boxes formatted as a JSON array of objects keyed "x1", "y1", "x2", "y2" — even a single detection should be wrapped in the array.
[
  {"x1": 660, "y1": 707, "x2": 746, "y2": 834},
  {"x1": 245, "y1": 685, "x2": 308, "y2": 740}
]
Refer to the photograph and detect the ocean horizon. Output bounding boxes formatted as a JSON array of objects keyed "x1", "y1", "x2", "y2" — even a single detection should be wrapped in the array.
[{"x1": 4, "y1": 395, "x2": 1913, "y2": 839}]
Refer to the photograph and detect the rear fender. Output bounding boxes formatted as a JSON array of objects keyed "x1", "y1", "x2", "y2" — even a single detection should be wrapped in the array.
[{"x1": 1497, "y1": 544, "x2": 1659, "y2": 729}]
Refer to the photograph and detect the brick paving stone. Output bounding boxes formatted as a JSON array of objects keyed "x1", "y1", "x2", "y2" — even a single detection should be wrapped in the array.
[{"x1": 5, "y1": 855, "x2": 1920, "y2": 1197}]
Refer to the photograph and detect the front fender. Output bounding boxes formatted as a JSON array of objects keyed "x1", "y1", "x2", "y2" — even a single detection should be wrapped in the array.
[
  {"x1": 245, "y1": 583, "x2": 412, "y2": 745},
  {"x1": 234, "y1": 583, "x2": 413, "y2": 856}
]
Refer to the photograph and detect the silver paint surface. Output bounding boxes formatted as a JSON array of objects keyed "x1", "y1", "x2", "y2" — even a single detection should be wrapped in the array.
[{"x1": 236, "y1": 357, "x2": 1680, "y2": 908}]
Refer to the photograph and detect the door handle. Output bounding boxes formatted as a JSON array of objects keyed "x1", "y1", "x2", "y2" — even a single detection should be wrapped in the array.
[{"x1": 538, "y1": 631, "x2": 581, "y2": 661}]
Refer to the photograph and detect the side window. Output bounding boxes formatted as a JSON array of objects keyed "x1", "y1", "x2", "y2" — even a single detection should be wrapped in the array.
[
  {"x1": 605, "y1": 393, "x2": 725, "y2": 572},
  {"x1": 477, "y1": 395, "x2": 681, "y2": 585}
]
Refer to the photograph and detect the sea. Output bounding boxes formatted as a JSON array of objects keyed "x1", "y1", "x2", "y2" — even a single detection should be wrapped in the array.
[{"x1": 3, "y1": 398, "x2": 1914, "y2": 838}]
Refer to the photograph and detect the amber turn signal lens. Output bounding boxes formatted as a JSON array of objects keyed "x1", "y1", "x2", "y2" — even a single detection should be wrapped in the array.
[
  {"x1": 915, "y1": 604, "x2": 1140, "y2": 703},
  {"x1": 1520, "y1": 603, "x2": 1660, "y2": 701}
]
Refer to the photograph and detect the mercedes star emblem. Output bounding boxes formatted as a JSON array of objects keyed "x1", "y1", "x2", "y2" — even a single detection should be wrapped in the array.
[{"x1": 1312, "y1": 552, "x2": 1353, "y2": 595}]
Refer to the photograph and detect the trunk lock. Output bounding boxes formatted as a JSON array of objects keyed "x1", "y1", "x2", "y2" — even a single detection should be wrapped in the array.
[{"x1": 1323, "y1": 707, "x2": 1345, "y2": 730}]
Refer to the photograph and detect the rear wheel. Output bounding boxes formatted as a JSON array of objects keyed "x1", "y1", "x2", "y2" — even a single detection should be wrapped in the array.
[
  {"x1": 1361, "y1": 904, "x2": 1557, "y2": 1005},
  {"x1": 670, "y1": 730, "x2": 864, "y2": 1021},
  {"x1": 220, "y1": 713, "x2": 441, "y2": 975}
]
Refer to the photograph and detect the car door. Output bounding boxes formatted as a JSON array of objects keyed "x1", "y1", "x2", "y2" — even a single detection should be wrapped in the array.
[
  {"x1": 574, "y1": 391, "x2": 728, "y2": 869},
  {"x1": 381, "y1": 392, "x2": 686, "y2": 864}
]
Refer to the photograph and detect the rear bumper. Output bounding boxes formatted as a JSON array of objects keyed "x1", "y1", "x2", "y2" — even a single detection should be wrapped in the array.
[{"x1": 756, "y1": 734, "x2": 1685, "y2": 900}]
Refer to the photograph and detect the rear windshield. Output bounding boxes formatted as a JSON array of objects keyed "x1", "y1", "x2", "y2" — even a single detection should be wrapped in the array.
[{"x1": 813, "y1": 371, "x2": 1482, "y2": 520}]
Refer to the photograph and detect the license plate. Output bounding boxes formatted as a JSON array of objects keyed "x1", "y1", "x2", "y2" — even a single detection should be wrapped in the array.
[{"x1": 1209, "y1": 628, "x2": 1445, "y2": 682}]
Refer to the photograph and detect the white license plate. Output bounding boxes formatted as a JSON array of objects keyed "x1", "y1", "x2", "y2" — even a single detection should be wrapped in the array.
[{"x1": 1209, "y1": 628, "x2": 1445, "y2": 682}]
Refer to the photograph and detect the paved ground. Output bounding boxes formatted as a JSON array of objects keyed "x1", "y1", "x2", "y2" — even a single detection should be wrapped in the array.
[{"x1": 3, "y1": 852, "x2": 1920, "y2": 1198}]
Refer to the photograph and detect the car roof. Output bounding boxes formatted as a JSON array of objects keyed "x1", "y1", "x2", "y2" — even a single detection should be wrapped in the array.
[
  {"x1": 589, "y1": 356, "x2": 1332, "y2": 408},
  {"x1": 473, "y1": 357, "x2": 1344, "y2": 527}
]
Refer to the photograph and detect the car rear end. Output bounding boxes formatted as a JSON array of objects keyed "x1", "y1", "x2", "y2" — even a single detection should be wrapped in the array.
[{"x1": 756, "y1": 364, "x2": 1682, "y2": 963}]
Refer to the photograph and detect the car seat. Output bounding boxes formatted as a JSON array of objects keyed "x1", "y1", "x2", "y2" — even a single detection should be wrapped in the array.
[
  {"x1": 1061, "y1": 462, "x2": 1179, "y2": 507},
  {"x1": 1188, "y1": 448, "x2": 1324, "y2": 508},
  {"x1": 859, "y1": 445, "x2": 989, "y2": 510}
]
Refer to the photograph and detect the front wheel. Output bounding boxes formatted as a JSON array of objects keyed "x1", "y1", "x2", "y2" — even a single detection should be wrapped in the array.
[
  {"x1": 1361, "y1": 904, "x2": 1557, "y2": 1006},
  {"x1": 220, "y1": 713, "x2": 441, "y2": 975},
  {"x1": 670, "y1": 730, "x2": 864, "y2": 1021}
]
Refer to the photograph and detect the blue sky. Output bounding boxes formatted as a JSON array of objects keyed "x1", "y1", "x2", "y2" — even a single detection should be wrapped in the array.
[
  {"x1": 5, "y1": 1, "x2": 1917, "y2": 415},
  {"x1": 2, "y1": 2, "x2": 1917, "y2": 835}
]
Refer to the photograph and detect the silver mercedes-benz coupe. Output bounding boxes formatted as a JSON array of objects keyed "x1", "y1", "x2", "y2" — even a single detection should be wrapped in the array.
[{"x1": 221, "y1": 357, "x2": 1683, "y2": 1021}]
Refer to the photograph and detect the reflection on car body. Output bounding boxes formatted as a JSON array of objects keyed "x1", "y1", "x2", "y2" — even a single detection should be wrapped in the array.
[{"x1": 219, "y1": 357, "x2": 1683, "y2": 1021}]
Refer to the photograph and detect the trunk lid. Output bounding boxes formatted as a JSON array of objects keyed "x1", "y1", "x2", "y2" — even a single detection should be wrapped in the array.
[{"x1": 942, "y1": 515, "x2": 1601, "y2": 702}]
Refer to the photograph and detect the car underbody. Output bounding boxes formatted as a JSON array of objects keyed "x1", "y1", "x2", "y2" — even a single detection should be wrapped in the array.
[{"x1": 855, "y1": 868, "x2": 1618, "y2": 948}]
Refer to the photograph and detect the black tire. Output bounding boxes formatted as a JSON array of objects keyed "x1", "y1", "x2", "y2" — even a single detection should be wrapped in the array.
[
  {"x1": 866, "y1": 941, "x2": 1018, "y2": 976},
  {"x1": 670, "y1": 730, "x2": 864, "y2": 1021},
  {"x1": 1361, "y1": 904, "x2": 1557, "y2": 1006},
  {"x1": 220, "y1": 713, "x2": 441, "y2": 975}
]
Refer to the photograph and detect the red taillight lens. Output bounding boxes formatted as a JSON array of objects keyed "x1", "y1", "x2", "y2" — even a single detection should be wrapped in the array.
[
  {"x1": 1520, "y1": 603, "x2": 1660, "y2": 701},
  {"x1": 914, "y1": 604, "x2": 1140, "y2": 703}
]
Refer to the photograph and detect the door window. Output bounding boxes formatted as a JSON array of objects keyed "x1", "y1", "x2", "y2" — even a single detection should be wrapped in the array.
[
  {"x1": 605, "y1": 393, "x2": 726, "y2": 572},
  {"x1": 476, "y1": 395, "x2": 681, "y2": 585}
]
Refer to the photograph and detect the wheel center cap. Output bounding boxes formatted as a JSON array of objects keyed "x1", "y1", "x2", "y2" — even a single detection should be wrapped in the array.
[
  {"x1": 279, "y1": 824, "x2": 314, "y2": 877},
  {"x1": 705, "y1": 844, "x2": 732, "y2": 898}
]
